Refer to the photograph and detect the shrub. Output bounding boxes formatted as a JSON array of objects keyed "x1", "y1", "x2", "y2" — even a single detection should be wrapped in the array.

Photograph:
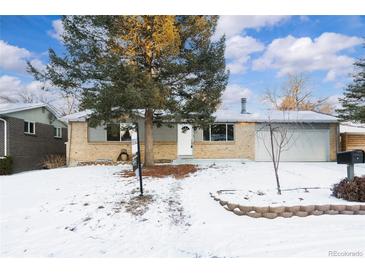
[
  {"x1": 0, "y1": 156, "x2": 13, "y2": 175},
  {"x1": 332, "y1": 176, "x2": 365, "y2": 202},
  {"x1": 41, "y1": 154, "x2": 66, "y2": 169}
]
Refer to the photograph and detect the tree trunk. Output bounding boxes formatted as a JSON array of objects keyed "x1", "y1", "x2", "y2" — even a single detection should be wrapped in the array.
[
  {"x1": 144, "y1": 108, "x2": 154, "y2": 167},
  {"x1": 269, "y1": 124, "x2": 282, "y2": 195}
]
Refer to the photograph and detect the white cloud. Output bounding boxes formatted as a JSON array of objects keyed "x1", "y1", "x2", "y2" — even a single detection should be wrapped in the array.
[
  {"x1": 0, "y1": 40, "x2": 45, "y2": 74},
  {"x1": 221, "y1": 84, "x2": 252, "y2": 110},
  {"x1": 252, "y1": 32, "x2": 363, "y2": 81},
  {"x1": 225, "y1": 35, "x2": 265, "y2": 74},
  {"x1": 0, "y1": 40, "x2": 31, "y2": 73},
  {"x1": 214, "y1": 16, "x2": 289, "y2": 39},
  {"x1": 48, "y1": 19, "x2": 64, "y2": 42}
]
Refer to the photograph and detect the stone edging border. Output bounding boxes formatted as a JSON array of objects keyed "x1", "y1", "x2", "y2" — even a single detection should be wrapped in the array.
[{"x1": 210, "y1": 193, "x2": 365, "y2": 219}]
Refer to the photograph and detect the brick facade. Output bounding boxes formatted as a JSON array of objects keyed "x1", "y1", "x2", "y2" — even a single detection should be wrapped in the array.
[
  {"x1": 67, "y1": 122, "x2": 177, "y2": 165},
  {"x1": 193, "y1": 122, "x2": 255, "y2": 159},
  {"x1": 67, "y1": 120, "x2": 338, "y2": 164},
  {"x1": 2, "y1": 116, "x2": 67, "y2": 172}
]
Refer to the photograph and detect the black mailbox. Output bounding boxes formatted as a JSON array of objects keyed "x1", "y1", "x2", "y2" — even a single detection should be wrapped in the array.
[{"x1": 337, "y1": 150, "x2": 364, "y2": 165}]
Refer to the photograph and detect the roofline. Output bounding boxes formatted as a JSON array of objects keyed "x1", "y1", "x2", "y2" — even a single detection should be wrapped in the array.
[{"x1": 0, "y1": 103, "x2": 60, "y2": 117}]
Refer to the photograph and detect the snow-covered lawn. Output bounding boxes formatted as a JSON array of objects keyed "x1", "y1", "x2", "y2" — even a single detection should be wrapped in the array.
[{"x1": 1, "y1": 162, "x2": 365, "y2": 257}]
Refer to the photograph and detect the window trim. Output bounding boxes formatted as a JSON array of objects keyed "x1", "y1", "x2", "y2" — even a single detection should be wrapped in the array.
[
  {"x1": 203, "y1": 123, "x2": 234, "y2": 142},
  {"x1": 24, "y1": 121, "x2": 36, "y2": 135},
  {"x1": 54, "y1": 126, "x2": 62, "y2": 138},
  {"x1": 106, "y1": 123, "x2": 132, "y2": 142}
]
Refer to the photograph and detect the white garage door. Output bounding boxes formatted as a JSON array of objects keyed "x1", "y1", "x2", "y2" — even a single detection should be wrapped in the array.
[{"x1": 255, "y1": 128, "x2": 330, "y2": 161}]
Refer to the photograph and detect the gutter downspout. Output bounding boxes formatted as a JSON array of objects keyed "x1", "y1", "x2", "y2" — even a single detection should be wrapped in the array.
[{"x1": 0, "y1": 117, "x2": 7, "y2": 157}]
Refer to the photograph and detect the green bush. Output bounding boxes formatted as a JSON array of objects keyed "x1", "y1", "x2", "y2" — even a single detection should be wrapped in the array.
[
  {"x1": 0, "y1": 156, "x2": 13, "y2": 175},
  {"x1": 332, "y1": 176, "x2": 365, "y2": 202}
]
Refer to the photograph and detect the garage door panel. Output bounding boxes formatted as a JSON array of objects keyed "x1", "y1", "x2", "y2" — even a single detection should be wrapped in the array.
[{"x1": 255, "y1": 129, "x2": 329, "y2": 161}]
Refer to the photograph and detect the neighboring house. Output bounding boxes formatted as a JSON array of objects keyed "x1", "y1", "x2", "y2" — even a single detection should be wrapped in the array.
[
  {"x1": 63, "y1": 98, "x2": 339, "y2": 165},
  {"x1": 0, "y1": 103, "x2": 67, "y2": 172},
  {"x1": 340, "y1": 122, "x2": 365, "y2": 152}
]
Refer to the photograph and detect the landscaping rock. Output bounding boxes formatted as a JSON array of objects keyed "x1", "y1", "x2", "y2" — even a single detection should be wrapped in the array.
[
  {"x1": 262, "y1": 212, "x2": 278, "y2": 219},
  {"x1": 300, "y1": 205, "x2": 315, "y2": 212},
  {"x1": 360, "y1": 205, "x2": 365, "y2": 210},
  {"x1": 355, "y1": 210, "x2": 365, "y2": 215},
  {"x1": 325, "y1": 210, "x2": 339, "y2": 215},
  {"x1": 223, "y1": 205, "x2": 232, "y2": 211},
  {"x1": 295, "y1": 211, "x2": 309, "y2": 217},
  {"x1": 238, "y1": 205, "x2": 253, "y2": 213},
  {"x1": 247, "y1": 211, "x2": 262, "y2": 218},
  {"x1": 312, "y1": 210, "x2": 324, "y2": 216},
  {"x1": 331, "y1": 205, "x2": 346, "y2": 211},
  {"x1": 315, "y1": 205, "x2": 330, "y2": 211},
  {"x1": 269, "y1": 206, "x2": 285, "y2": 214},
  {"x1": 346, "y1": 205, "x2": 360, "y2": 211},
  {"x1": 227, "y1": 202, "x2": 238, "y2": 211},
  {"x1": 253, "y1": 206, "x2": 269, "y2": 214},
  {"x1": 285, "y1": 206, "x2": 300, "y2": 212},
  {"x1": 280, "y1": 212, "x2": 293, "y2": 218},
  {"x1": 219, "y1": 200, "x2": 227, "y2": 206},
  {"x1": 233, "y1": 208, "x2": 245, "y2": 216},
  {"x1": 340, "y1": 210, "x2": 354, "y2": 215}
]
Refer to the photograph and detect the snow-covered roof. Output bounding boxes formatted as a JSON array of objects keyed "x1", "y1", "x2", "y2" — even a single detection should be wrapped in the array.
[
  {"x1": 62, "y1": 108, "x2": 338, "y2": 124},
  {"x1": 0, "y1": 103, "x2": 62, "y2": 118},
  {"x1": 340, "y1": 122, "x2": 365, "y2": 133},
  {"x1": 61, "y1": 109, "x2": 93, "y2": 122},
  {"x1": 214, "y1": 110, "x2": 338, "y2": 123}
]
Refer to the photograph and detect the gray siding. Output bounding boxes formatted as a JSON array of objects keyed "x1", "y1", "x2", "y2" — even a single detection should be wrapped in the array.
[
  {"x1": 5, "y1": 116, "x2": 67, "y2": 172},
  {"x1": 5, "y1": 107, "x2": 66, "y2": 128},
  {"x1": 88, "y1": 119, "x2": 177, "y2": 142}
]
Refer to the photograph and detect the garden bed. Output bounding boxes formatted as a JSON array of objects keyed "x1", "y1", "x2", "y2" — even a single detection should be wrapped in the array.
[
  {"x1": 121, "y1": 164, "x2": 199, "y2": 179},
  {"x1": 211, "y1": 188, "x2": 365, "y2": 219}
]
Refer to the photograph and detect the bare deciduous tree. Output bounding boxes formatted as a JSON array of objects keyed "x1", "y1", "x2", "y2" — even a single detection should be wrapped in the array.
[
  {"x1": 257, "y1": 114, "x2": 296, "y2": 195},
  {"x1": 263, "y1": 73, "x2": 334, "y2": 114}
]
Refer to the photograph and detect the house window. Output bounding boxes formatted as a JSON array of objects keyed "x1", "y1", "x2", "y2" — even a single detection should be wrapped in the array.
[
  {"x1": 24, "y1": 121, "x2": 35, "y2": 135},
  {"x1": 54, "y1": 127, "x2": 62, "y2": 138},
  {"x1": 203, "y1": 124, "x2": 234, "y2": 141},
  {"x1": 106, "y1": 124, "x2": 131, "y2": 142}
]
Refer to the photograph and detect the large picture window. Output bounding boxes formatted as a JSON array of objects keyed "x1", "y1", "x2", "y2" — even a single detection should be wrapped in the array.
[
  {"x1": 106, "y1": 124, "x2": 131, "y2": 141},
  {"x1": 203, "y1": 124, "x2": 234, "y2": 141}
]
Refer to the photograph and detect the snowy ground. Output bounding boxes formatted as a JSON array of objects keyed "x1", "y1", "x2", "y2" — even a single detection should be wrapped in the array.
[{"x1": 1, "y1": 162, "x2": 365, "y2": 257}]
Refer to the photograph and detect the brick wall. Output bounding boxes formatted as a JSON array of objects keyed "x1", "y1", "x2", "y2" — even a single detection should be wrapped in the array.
[
  {"x1": 6, "y1": 116, "x2": 67, "y2": 172},
  {"x1": 193, "y1": 122, "x2": 256, "y2": 159},
  {"x1": 67, "y1": 122, "x2": 177, "y2": 165}
]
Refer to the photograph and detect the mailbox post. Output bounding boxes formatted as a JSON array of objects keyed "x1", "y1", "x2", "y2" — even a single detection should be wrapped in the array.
[{"x1": 337, "y1": 150, "x2": 365, "y2": 181}]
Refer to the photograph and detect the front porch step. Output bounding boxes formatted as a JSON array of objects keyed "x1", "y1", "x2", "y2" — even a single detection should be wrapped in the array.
[
  {"x1": 177, "y1": 155, "x2": 194, "y2": 160},
  {"x1": 173, "y1": 158, "x2": 251, "y2": 165}
]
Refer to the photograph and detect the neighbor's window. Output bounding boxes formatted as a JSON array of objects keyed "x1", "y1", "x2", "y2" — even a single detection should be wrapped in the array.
[
  {"x1": 54, "y1": 127, "x2": 62, "y2": 138},
  {"x1": 106, "y1": 124, "x2": 131, "y2": 141},
  {"x1": 24, "y1": 121, "x2": 35, "y2": 135},
  {"x1": 203, "y1": 124, "x2": 234, "y2": 141}
]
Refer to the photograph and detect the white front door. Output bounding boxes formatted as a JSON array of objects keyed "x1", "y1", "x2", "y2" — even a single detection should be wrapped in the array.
[{"x1": 177, "y1": 124, "x2": 193, "y2": 156}]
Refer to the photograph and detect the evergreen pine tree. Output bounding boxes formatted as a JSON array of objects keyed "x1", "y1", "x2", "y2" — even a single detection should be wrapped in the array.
[
  {"x1": 28, "y1": 16, "x2": 228, "y2": 166},
  {"x1": 337, "y1": 46, "x2": 365, "y2": 122}
]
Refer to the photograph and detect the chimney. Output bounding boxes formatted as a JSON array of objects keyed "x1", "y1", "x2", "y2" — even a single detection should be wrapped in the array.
[{"x1": 241, "y1": 98, "x2": 247, "y2": 114}]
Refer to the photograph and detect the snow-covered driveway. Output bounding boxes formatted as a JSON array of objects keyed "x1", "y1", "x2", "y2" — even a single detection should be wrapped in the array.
[{"x1": 1, "y1": 162, "x2": 364, "y2": 257}]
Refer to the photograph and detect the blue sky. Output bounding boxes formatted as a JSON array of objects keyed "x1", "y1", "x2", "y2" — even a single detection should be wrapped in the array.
[{"x1": 0, "y1": 15, "x2": 364, "y2": 113}]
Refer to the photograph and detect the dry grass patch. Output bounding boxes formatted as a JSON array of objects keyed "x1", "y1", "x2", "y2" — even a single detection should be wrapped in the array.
[
  {"x1": 121, "y1": 164, "x2": 199, "y2": 179},
  {"x1": 124, "y1": 194, "x2": 154, "y2": 216}
]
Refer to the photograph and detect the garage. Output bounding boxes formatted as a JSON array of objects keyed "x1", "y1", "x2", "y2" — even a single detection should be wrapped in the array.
[{"x1": 255, "y1": 125, "x2": 330, "y2": 162}]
